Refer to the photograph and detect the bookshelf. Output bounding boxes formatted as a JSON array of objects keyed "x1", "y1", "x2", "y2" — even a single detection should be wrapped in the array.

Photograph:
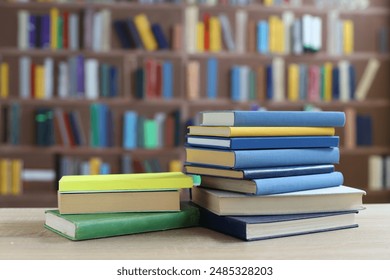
[{"x1": 0, "y1": 0, "x2": 389, "y2": 206}]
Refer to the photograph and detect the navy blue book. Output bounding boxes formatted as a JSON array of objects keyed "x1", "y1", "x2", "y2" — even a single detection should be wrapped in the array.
[
  {"x1": 332, "y1": 67, "x2": 340, "y2": 100},
  {"x1": 113, "y1": 20, "x2": 132, "y2": 49},
  {"x1": 135, "y1": 67, "x2": 145, "y2": 99},
  {"x1": 151, "y1": 23, "x2": 169, "y2": 49},
  {"x1": 200, "y1": 171, "x2": 343, "y2": 195},
  {"x1": 109, "y1": 66, "x2": 118, "y2": 97},
  {"x1": 35, "y1": 15, "x2": 42, "y2": 48},
  {"x1": 349, "y1": 64, "x2": 356, "y2": 100},
  {"x1": 184, "y1": 164, "x2": 335, "y2": 179},
  {"x1": 199, "y1": 207, "x2": 358, "y2": 241},
  {"x1": 266, "y1": 64, "x2": 273, "y2": 100},
  {"x1": 186, "y1": 136, "x2": 339, "y2": 150},
  {"x1": 126, "y1": 18, "x2": 143, "y2": 49},
  {"x1": 356, "y1": 115, "x2": 372, "y2": 146}
]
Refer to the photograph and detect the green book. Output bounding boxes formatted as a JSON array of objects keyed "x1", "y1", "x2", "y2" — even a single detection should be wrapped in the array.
[
  {"x1": 90, "y1": 103, "x2": 99, "y2": 147},
  {"x1": 57, "y1": 15, "x2": 63, "y2": 49},
  {"x1": 44, "y1": 203, "x2": 199, "y2": 241},
  {"x1": 249, "y1": 70, "x2": 256, "y2": 101},
  {"x1": 144, "y1": 119, "x2": 158, "y2": 149}
]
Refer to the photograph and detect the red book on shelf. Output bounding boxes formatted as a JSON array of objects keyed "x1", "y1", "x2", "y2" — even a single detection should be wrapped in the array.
[
  {"x1": 30, "y1": 63, "x2": 35, "y2": 98},
  {"x1": 133, "y1": 159, "x2": 145, "y2": 173},
  {"x1": 63, "y1": 111, "x2": 76, "y2": 147},
  {"x1": 145, "y1": 59, "x2": 158, "y2": 98},
  {"x1": 155, "y1": 61, "x2": 162, "y2": 98},
  {"x1": 203, "y1": 13, "x2": 210, "y2": 51},
  {"x1": 63, "y1": 11, "x2": 69, "y2": 49}
]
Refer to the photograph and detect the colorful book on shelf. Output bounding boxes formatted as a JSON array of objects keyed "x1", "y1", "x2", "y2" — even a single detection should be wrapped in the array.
[
  {"x1": 198, "y1": 111, "x2": 346, "y2": 127},
  {"x1": 0, "y1": 159, "x2": 11, "y2": 195},
  {"x1": 206, "y1": 58, "x2": 218, "y2": 99},
  {"x1": 44, "y1": 203, "x2": 199, "y2": 241},
  {"x1": 0, "y1": 62, "x2": 9, "y2": 98},
  {"x1": 58, "y1": 190, "x2": 181, "y2": 214},
  {"x1": 187, "y1": 126, "x2": 335, "y2": 137},
  {"x1": 59, "y1": 172, "x2": 193, "y2": 192},
  {"x1": 199, "y1": 207, "x2": 358, "y2": 241},
  {"x1": 199, "y1": 171, "x2": 343, "y2": 195},
  {"x1": 126, "y1": 18, "x2": 143, "y2": 49},
  {"x1": 185, "y1": 147, "x2": 339, "y2": 169},
  {"x1": 356, "y1": 114, "x2": 373, "y2": 146},
  {"x1": 186, "y1": 136, "x2": 339, "y2": 150},
  {"x1": 192, "y1": 185, "x2": 365, "y2": 216},
  {"x1": 134, "y1": 13, "x2": 157, "y2": 51},
  {"x1": 184, "y1": 164, "x2": 335, "y2": 180}
]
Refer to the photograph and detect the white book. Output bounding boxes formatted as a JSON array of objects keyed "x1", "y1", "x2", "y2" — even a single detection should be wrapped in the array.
[
  {"x1": 101, "y1": 9, "x2": 111, "y2": 52},
  {"x1": 336, "y1": 20, "x2": 344, "y2": 55},
  {"x1": 312, "y1": 16, "x2": 322, "y2": 51},
  {"x1": 272, "y1": 57, "x2": 285, "y2": 101},
  {"x1": 368, "y1": 155, "x2": 384, "y2": 191},
  {"x1": 327, "y1": 10, "x2": 339, "y2": 55},
  {"x1": 19, "y1": 56, "x2": 31, "y2": 99},
  {"x1": 338, "y1": 60, "x2": 350, "y2": 102},
  {"x1": 219, "y1": 14, "x2": 235, "y2": 52},
  {"x1": 22, "y1": 169, "x2": 56, "y2": 182},
  {"x1": 355, "y1": 58, "x2": 380, "y2": 101},
  {"x1": 154, "y1": 112, "x2": 166, "y2": 149},
  {"x1": 92, "y1": 11, "x2": 102, "y2": 52},
  {"x1": 239, "y1": 66, "x2": 250, "y2": 102},
  {"x1": 235, "y1": 10, "x2": 248, "y2": 54},
  {"x1": 69, "y1": 13, "x2": 79, "y2": 50},
  {"x1": 18, "y1": 10, "x2": 29, "y2": 50},
  {"x1": 302, "y1": 14, "x2": 312, "y2": 50},
  {"x1": 58, "y1": 62, "x2": 69, "y2": 99},
  {"x1": 185, "y1": 6, "x2": 198, "y2": 54},
  {"x1": 85, "y1": 59, "x2": 99, "y2": 99},
  {"x1": 44, "y1": 58, "x2": 54, "y2": 99},
  {"x1": 282, "y1": 11, "x2": 294, "y2": 54},
  {"x1": 292, "y1": 19, "x2": 303, "y2": 55}
]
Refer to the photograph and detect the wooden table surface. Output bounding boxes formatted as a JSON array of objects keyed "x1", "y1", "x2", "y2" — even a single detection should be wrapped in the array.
[{"x1": 0, "y1": 204, "x2": 389, "y2": 260}]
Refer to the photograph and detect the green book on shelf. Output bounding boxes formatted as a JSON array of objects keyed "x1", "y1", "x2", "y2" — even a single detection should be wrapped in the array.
[
  {"x1": 44, "y1": 203, "x2": 200, "y2": 241},
  {"x1": 144, "y1": 119, "x2": 158, "y2": 149}
]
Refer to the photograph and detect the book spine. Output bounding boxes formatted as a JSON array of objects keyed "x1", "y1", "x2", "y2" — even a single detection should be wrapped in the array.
[{"x1": 206, "y1": 58, "x2": 218, "y2": 99}]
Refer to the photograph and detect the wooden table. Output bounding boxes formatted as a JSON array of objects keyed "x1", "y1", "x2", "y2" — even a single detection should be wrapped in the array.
[{"x1": 0, "y1": 204, "x2": 389, "y2": 260}]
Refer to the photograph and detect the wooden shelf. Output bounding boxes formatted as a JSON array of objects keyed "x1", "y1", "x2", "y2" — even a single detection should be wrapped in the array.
[
  {"x1": 0, "y1": 193, "x2": 57, "y2": 207},
  {"x1": 363, "y1": 190, "x2": 390, "y2": 203},
  {"x1": 340, "y1": 147, "x2": 390, "y2": 155}
]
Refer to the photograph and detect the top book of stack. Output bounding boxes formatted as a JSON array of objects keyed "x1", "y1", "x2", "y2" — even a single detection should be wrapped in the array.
[{"x1": 199, "y1": 111, "x2": 346, "y2": 127}]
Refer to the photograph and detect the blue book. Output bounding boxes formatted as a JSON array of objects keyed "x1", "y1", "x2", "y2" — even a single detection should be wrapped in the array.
[
  {"x1": 109, "y1": 66, "x2": 118, "y2": 97},
  {"x1": 200, "y1": 171, "x2": 343, "y2": 195},
  {"x1": 332, "y1": 67, "x2": 340, "y2": 100},
  {"x1": 151, "y1": 23, "x2": 169, "y2": 49},
  {"x1": 35, "y1": 15, "x2": 42, "y2": 48},
  {"x1": 123, "y1": 111, "x2": 138, "y2": 149},
  {"x1": 126, "y1": 18, "x2": 143, "y2": 49},
  {"x1": 29, "y1": 15, "x2": 36, "y2": 48},
  {"x1": 199, "y1": 111, "x2": 346, "y2": 127},
  {"x1": 100, "y1": 162, "x2": 111, "y2": 175},
  {"x1": 135, "y1": 68, "x2": 144, "y2": 99},
  {"x1": 206, "y1": 58, "x2": 218, "y2": 99},
  {"x1": 185, "y1": 147, "x2": 340, "y2": 168},
  {"x1": 68, "y1": 111, "x2": 81, "y2": 146},
  {"x1": 230, "y1": 66, "x2": 240, "y2": 101},
  {"x1": 186, "y1": 136, "x2": 339, "y2": 150},
  {"x1": 266, "y1": 64, "x2": 273, "y2": 100},
  {"x1": 257, "y1": 20, "x2": 269, "y2": 54},
  {"x1": 113, "y1": 20, "x2": 132, "y2": 49},
  {"x1": 185, "y1": 163, "x2": 335, "y2": 179},
  {"x1": 199, "y1": 207, "x2": 358, "y2": 241},
  {"x1": 349, "y1": 64, "x2": 356, "y2": 100},
  {"x1": 162, "y1": 61, "x2": 173, "y2": 100},
  {"x1": 41, "y1": 15, "x2": 50, "y2": 49},
  {"x1": 356, "y1": 115, "x2": 372, "y2": 146},
  {"x1": 76, "y1": 55, "x2": 85, "y2": 97},
  {"x1": 299, "y1": 64, "x2": 307, "y2": 100}
]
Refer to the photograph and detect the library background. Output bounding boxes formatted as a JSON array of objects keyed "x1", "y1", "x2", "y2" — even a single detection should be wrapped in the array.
[{"x1": 0, "y1": 0, "x2": 389, "y2": 207}]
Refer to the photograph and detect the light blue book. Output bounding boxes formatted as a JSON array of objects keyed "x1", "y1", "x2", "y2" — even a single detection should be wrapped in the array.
[
  {"x1": 231, "y1": 66, "x2": 240, "y2": 101},
  {"x1": 207, "y1": 58, "x2": 218, "y2": 99},
  {"x1": 100, "y1": 162, "x2": 111, "y2": 175},
  {"x1": 123, "y1": 111, "x2": 138, "y2": 149},
  {"x1": 299, "y1": 64, "x2": 307, "y2": 100},
  {"x1": 162, "y1": 61, "x2": 173, "y2": 100},
  {"x1": 257, "y1": 20, "x2": 269, "y2": 54}
]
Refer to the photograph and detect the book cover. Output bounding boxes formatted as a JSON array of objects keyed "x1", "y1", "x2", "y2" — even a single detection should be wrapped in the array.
[
  {"x1": 28, "y1": 15, "x2": 36, "y2": 48},
  {"x1": 219, "y1": 13, "x2": 235, "y2": 52},
  {"x1": 151, "y1": 23, "x2": 169, "y2": 49},
  {"x1": 50, "y1": 8, "x2": 59, "y2": 49},
  {"x1": 162, "y1": 61, "x2": 173, "y2": 99},
  {"x1": 206, "y1": 58, "x2": 218, "y2": 99},
  {"x1": 209, "y1": 16, "x2": 222, "y2": 52},
  {"x1": 288, "y1": 63, "x2": 299, "y2": 101},
  {"x1": 199, "y1": 110, "x2": 346, "y2": 127},
  {"x1": 18, "y1": 10, "x2": 29, "y2": 49},
  {"x1": 184, "y1": 163, "x2": 335, "y2": 180},
  {"x1": 187, "y1": 61, "x2": 200, "y2": 100},
  {"x1": 355, "y1": 58, "x2": 380, "y2": 101},
  {"x1": 185, "y1": 147, "x2": 339, "y2": 168},
  {"x1": 186, "y1": 135, "x2": 339, "y2": 150},
  {"x1": 356, "y1": 114, "x2": 372, "y2": 146},
  {"x1": 113, "y1": 20, "x2": 132, "y2": 49},
  {"x1": 126, "y1": 18, "x2": 143, "y2": 49},
  {"x1": 123, "y1": 111, "x2": 138, "y2": 149},
  {"x1": 134, "y1": 13, "x2": 157, "y2": 51},
  {"x1": 200, "y1": 171, "x2": 344, "y2": 195},
  {"x1": 196, "y1": 21, "x2": 204, "y2": 52},
  {"x1": 44, "y1": 203, "x2": 199, "y2": 241}
]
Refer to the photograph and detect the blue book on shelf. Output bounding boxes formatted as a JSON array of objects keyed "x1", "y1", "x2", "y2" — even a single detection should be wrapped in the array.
[
  {"x1": 106, "y1": 108, "x2": 114, "y2": 147},
  {"x1": 76, "y1": 55, "x2": 85, "y2": 97},
  {"x1": 35, "y1": 15, "x2": 42, "y2": 48},
  {"x1": 207, "y1": 58, "x2": 218, "y2": 99},
  {"x1": 135, "y1": 68, "x2": 145, "y2": 99},
  {"x1": 257, "y1": 20, "x2": 269, "y2": 54},
  {"x1": 68, "y1": 111, "x2": 81, "y2": 146},
  {"x1": 109, "y1": 66, "x2": 118, "y2": 97},
  {"x1": 198, "y1": 207, "x2": 358, "y2": 241},
  {"x1": 185, "y1": 147, "x2": 340, "y2": 168},
  {"x1": 200, "y1": 171, "x2": 344, "y2": 195},
  {"x1": 162, "y1": 61, "x2": 173, "y2": 100},
  {"x1": 151, "y1": 23, "x2": 169, "y2": 49},
  {"x1": 230, "y1": 66, "x2": 240, "y2": 101},
  {"x1": 126, "y1": 18, "x2": 143, "y2": 49},
  {"x1": 266, "y1": 64, "x2": 273, "y2": 100},
  {"x1": 123, "y1": 111, "x2": 138, "y2": 149},
  {"x1": 113, "y1": 20, "x2": 132, "y2": 49},
  {"x1": 332, "y1": 67, "x2": 340, "y2": 100},
  {"x1": 349, "y1": 64, "x2": 356, "y2": 100},
  {"x1": 29, "y1": 15, "x2": 37, "y2": 48},
  {"x1": 100, "y1": 63, "x2": 110, "y2": 97},
  {"x1": 41, "y1": 14, "x2": 50, "y2": 49},
  {"x1": 186, "y1": 136, "x2": 339, "y2": 150},
  {"x1": 184, "y1": 163, "x2": 335, "y2": 180},
  {"x1": 299, "y1": 64, "x2": 307, "y2": 100},
  {"x1": 100, "y1": 162, "x2": 111, "y2": 175},
  {"x1": 199, "y1": 111, "x2": 346, "y2": 127},
  {"x1": 98, "y1": 104, "x2": 108, "y2": 147},
  {"x1": 356, "y1": 115, "x2": 372, "y2": 146}
]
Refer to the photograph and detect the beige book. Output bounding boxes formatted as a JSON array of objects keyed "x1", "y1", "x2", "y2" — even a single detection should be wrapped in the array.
[{"x1": 187, "y1": 60, "x2": 200, "y2": 100}]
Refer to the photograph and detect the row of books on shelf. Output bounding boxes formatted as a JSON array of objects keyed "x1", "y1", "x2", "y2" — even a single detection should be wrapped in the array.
[
  {"x1": 368, "y1": 155, "x2": 390, "y2": 191},
  {"x1": 0, "y1": 158, "x2": 23, "y2": 196}
]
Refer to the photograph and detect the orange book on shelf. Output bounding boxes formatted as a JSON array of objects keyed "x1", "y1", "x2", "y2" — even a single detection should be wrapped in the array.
[
  {"x1": 89, "y1": 157, "x2": 102, "y2": 175},
  {"x1": 187, "y1": 60, "x2": 200, "y2": 100},
  {"x1": 203, "y1": 13, "x2": 210, "y2": 51}
]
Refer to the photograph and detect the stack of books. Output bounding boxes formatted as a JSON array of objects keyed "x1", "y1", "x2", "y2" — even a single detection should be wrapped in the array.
[
  {"x1": 185, "y1": 110, "x2": 366, "y2": 241},
  {"x1": 44, "y1": 172, "x2": 199, "y2": 241}
]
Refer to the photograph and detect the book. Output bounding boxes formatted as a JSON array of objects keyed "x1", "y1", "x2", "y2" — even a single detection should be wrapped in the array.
[
  {"x1": 59, "y1": 172, "x2": 193, "y2": 192},
  {"x1": 198, "y1": 111, "x2": 346, "y2": 127},
  {"x1": 58, "y1": 190, "x2": 181, "y2": 214},
  {"x1": 187, "y1": 126, "x2": 335, "y2": 137},
  {"x1": 185, "y1": 147, "x2": 339, "y2": 168},
  {"x1": 151, "y1": 23, "x2": 169, "y2": 49},
  {"x1": 355, "y1": 58, "x2": 380, "y2": 101},
  {"x1": 186, "y1": 136, "x2": 339, "y2": 149},
  {"x1": 185, "y1": 164, "x2": 335, "y2": 180},
  {"x1": 199, "y1": 207, "x2": 358, "y2": 241},
  {"x1": 199, "y1": 171, "x2": 343, "y2": 195},
  {"x1": 192, "y1": 185, "x2": 365, "y2": 216},
  {"x1": 368, "y1": 155, "x2": 384, "y2": 191},
  {"x1": 206, "y1": 58, "x2": 218, "y2": 99},
  {"x1": 44, "y1": 203, "x2": 200, "y2": 241},
  {"x1": 134, "y1": 13, "x2": 157, "y2": 51},
  {"x1": 343, "y1": 20, "x2": 354, "y2": 54}
]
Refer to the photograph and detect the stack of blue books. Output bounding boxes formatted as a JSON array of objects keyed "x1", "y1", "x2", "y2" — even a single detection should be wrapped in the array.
[{"x1": 185, "y1": 110, "x2": 365, "y2": 241}]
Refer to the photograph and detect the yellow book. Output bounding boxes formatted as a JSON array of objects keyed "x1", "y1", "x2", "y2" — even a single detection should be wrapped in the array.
[
  {"x1": 276, "y1": 17, "x2": 285, "y2": 53},
  {"x1": 324, "y1": 62, "x2": 333, "y2": 102},
  {"x1": 59, "y1": 172, "x2": 193, "y2": 192},
  {"x1": 188, "y1": 126, "x2": 335, "y2": 137},
  {"x1": 0, "y1": 62, "x2": 9, "y2": 98},
  {"x1": 209, "y1": 16, "x2": 222, "y2": 52},
  {"x1": 34, "y1": 65, "x2": 45, "y2": 99},
  {"x1": 89, "y1": 157, "x2": 102, "y2": 175},
  {"x1": 50, "y1": 8, "x2": 59, "y2": 49},
  {"x1": 169, "y1": 160, "x2": 182, "y2": 172},
  {"x1": 0, "y1": 159, "x2": 11, "y2": 195},
  {"x1": 288, "y1": 64, "x2": 299, "y2": 101},
  {"x1": 11, "y1": 159, "x2": 23, "y2": 196},
  {"x1": 269, "y1": 16, "x2": 278, "y2": 53},
  {"x1": 134, "y1": 13, "x2": 157, "y2": 51},
  {"x1": 196, "y1": 21, "x2": 204, "y2": 52},
  {"x1": 264, "y1": 0, "x2": 273, "y2": 6},
  {"x1": 343, "y1": 20, "x2": 354, "y2": 54}
]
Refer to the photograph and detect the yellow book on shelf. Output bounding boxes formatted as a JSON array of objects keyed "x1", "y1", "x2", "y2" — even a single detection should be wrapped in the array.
[
  {"x1": 0, "y1": 159, "x2": 11, "y2": 195},
  {"x1": 59, "y1": 172, "x2": 193, "y2": 192},
  {"x1": 89, "y1": 157, "x2": 102, "y2": 175},
  {"x1": 276, "y1": 17, "x2": 285, "y2": 53},
  {"x1": 0, "y1": 62, "x2": 9, "y2": 98},
  {"x1": 288, "y1": 63, "x2": 299, "y2": 101},
  {"x1": 324, "y1": 62, "x2": 333, "y2": 102},
  {"x1": 188, "y1": 126, "x2": 335, "y2": 137},
  {"x1": 34, "y1": 65, "x2": 45, "y2": 99},
  {"x1": 264, "y1": 0, "x2": 273, "y2": 6},
  {"x1": 209, "y1": 16, "x2": 222, "y2": 52},
  {"x1": 169, "y1": 160, "x2": 182, "y2": 172},
  {"x1": 196, "y1": 21, "x2": 204, "y2": 52},
  {"x1": 134, "y1": 13, "x2": 157, "y2": 51},
  {"x1": 343, "y1": 20, "x2": 354, "y2": 54},
  {"x1": 50, "y1": 8, "x2": 59, "y2": 49},
  {"x1": 269, "y1": 16, "x2": 278, "y2": 53},
  {"x1": 11, "y1": 159, "x2": 23, "y2": 196}
]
